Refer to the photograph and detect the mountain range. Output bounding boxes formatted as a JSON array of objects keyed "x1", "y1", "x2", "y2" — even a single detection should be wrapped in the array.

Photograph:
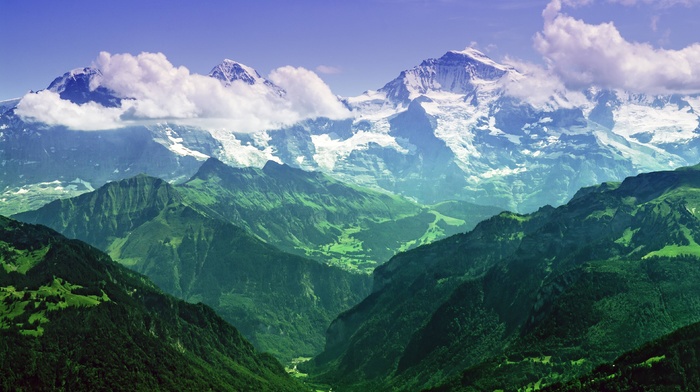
[
  {"x1": 13, "y1": 158, "x2": 499, "y2": 361},
  {"x1": 3, "y1": 48, "x2": 700, "y2": 215}
]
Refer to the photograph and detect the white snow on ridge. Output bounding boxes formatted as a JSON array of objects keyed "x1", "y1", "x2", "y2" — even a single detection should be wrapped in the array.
[
  {"x1": 418, "y1": 82, "x2": 505, "y2": 169},
  {"x1": 422, "y1": 98, "x2": 483, "y2": 165},
  {"x1": 613, "y1": 104, "x2": 699, "y2": 144},
  {"x1": 208, "y1": 128, "x2": 280, "y2": 168},
  {"x1": 164, "y1": 129, "x2": 210, "y2": 159},
  {"x1": 311, "y1": 131, "x2": 407, "y2": 171},
  {"x1": 347, "y1": 90, "x2": 402, "y2": 122},
  {"x1": 594, "y1": 130, "x2": 683, "y2": 171},
  {"x1": 481, "y1": 165, "x2": 527, "y2": 179},
  {"x1": 451, "y1": 48, "x2": 510, "y2": 72},
  {"x1": 683, "y1": 96, "x2": 700, "y2": 116}
]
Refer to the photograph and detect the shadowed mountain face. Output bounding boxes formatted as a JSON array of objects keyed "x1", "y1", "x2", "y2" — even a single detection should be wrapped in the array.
[
  {"x1": 0, "y1": 216, "x2": 303, "y2": 391},
  {"x1": 307, "y1": 163, "x2": 700, "y2": 391}
]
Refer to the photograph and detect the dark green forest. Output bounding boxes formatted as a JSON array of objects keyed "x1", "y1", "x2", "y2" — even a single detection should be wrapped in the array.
[{"x1": 0, "y1": 216, "x2": 303, "y2": 391}]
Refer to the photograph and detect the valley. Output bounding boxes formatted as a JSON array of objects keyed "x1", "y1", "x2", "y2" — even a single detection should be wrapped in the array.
[{"x1": 12, "y1": 158, "x2": 499, "y2": 362}]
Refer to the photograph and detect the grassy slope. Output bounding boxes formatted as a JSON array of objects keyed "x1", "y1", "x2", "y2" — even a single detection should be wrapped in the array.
[{"x1": 0, "y1": 216, "x2": 303, "y2": 391}]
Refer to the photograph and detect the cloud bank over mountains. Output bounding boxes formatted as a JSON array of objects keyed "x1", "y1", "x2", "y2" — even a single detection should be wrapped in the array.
[
  {"x1": 16, "y1": 52, "x2": 350, "y2": 132},
  {"x1": 14, "y1": 0, "x2": 700, "y2": 131}
]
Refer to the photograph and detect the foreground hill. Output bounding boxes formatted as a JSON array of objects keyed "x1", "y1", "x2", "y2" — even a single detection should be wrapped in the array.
[
  {"x1": 308, "y1": 163, "x2": 700, "y2": 391},
  {"x1": 0, "y1": 216, "x2": 302, "y2": 391},
  {"x1": 15, "y1": 174, "x2": 372, "y2": 361}
]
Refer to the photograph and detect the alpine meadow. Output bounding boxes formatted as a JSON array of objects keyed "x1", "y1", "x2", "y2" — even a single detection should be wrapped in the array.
[{"x1": 4, "y1": 0, "x2": 700, "y2": 391}]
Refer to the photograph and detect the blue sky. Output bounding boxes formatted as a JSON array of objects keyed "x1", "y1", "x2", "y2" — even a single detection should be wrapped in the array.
[{"x1": 1, "y1": 0, "x2": 699, "y2": 101}]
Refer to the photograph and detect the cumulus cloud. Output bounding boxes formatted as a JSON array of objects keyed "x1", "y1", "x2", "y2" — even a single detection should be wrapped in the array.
[
  {"x1": 535, "y1": 0, "x2": 700, "y2": 94},
  {"x1": 16, "y1": 52, "x2": 351, "y2": 131},
  {"x1": 15, "y1": 90, "x2": 124, "y2": 130},
  {"x1": 269, "y1": 66, "x2": 349, "y2": 120}
]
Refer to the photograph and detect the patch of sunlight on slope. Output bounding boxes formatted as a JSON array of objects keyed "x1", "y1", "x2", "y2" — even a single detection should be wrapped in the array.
[
  {"x1": 0, "y1": 244, "x2": 50, "y2": 274},
  {"x1": 0, "y1": 277, "x2": 109, "y2": 336},
  {"x1": 643, "y1": 226, "x2": 700, "y2": 259}
]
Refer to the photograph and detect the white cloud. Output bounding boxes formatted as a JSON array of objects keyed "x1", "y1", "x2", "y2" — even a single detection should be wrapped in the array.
[
  {"x1": 535, "y1": 0, "x2": 700, "y2": 94},
  {"x1": 15, "y1": 90, "x2": 125, "y2": 130},
  {"x1": 501, "y1": 58, "x2": 587, "y2": 109},
  {"x1": 16, "y1": 52, "x2": 351, "y2": 131},
  {"x1": 315, "y1": 65, "x2": 343, "y2": 74},
  {"x1": 269, "y1": 66, "x2": 350, "y2": 121}
]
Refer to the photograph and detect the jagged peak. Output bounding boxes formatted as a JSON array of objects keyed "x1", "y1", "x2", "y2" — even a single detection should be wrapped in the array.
[
  {"x1": 378, "y1": 48, "x2": 511, "y2": 103},
  {"x1": 99, "y1": 174, "x2": 178, "y2": 198},
  {"x1": 196, "y1": 156, "x2": 228, "y2": 173},
  {"x1": 262, "y1": 159, "x2": 303, "y2": 176},
  {"x1": 47, "y1": 67, "x2": 101, "y2": 94},
  {"x1": 191, "y1": 157, "x2": 227, "y2": 176},
  {"x1": 444, "y1": 48, "x2": 510, "y2": 72},
  {"x1": 41, "y1": 66, "x2": 121, "y2": 107},
  {"x1": 208, "y1": 59, "x2": 286, "y2": 96},
  {"x1": 188, "y1": 157, "x2": 260, "y2": 182},
  {"x1": 209, "y1": 59, "x2": 263, "y2": 86}
]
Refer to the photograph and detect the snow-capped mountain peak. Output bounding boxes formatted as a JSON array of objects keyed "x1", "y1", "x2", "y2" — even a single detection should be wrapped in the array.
[
  {"x1": 208, "y1": 59, "x2": 285, "y2": 96},
  {"x1": 47, "y1": 67, "x2": 101, "y2": 94},
  {"x1": 447, "y1": 47, "x2": 510, "y2": 72},
  {"x1": 209, "y1": 59, "x2": 263, "y2": 86},
  {"x1": 378, "y1": 49, "x2": 513, "y2": 104},
  {"x1": 45, "y1": 67, "x2": 120, "y2": 107}
]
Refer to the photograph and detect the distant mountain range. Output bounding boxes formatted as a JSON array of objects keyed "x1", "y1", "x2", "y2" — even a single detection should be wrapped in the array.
[
  {"x1": 0, "y1": 215, "x2": 302, "y2": 391},
  {"x1": 3, "y1": 48, "x2": 700, "y2": 214},
  {"x1": 305, "y1": 163, "x2": 700, "y2": 391}
]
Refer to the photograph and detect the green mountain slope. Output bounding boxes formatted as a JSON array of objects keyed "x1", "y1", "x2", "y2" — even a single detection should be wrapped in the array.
[
  {"x1": 536, "y1": 320, "x2": 700, "y2": 391},
  {"x1": 308, "y1": 164, "x2": 700, "y2": 391},
  {"x1": 179, "y1": 158, "x2": 501, "y2": 272},
  {"x1": 0, "y1": 216, "x2": 302, "y2": 391},
  {"x1": 15, "y1": 175, "x2": 371, "y2": 361}
]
